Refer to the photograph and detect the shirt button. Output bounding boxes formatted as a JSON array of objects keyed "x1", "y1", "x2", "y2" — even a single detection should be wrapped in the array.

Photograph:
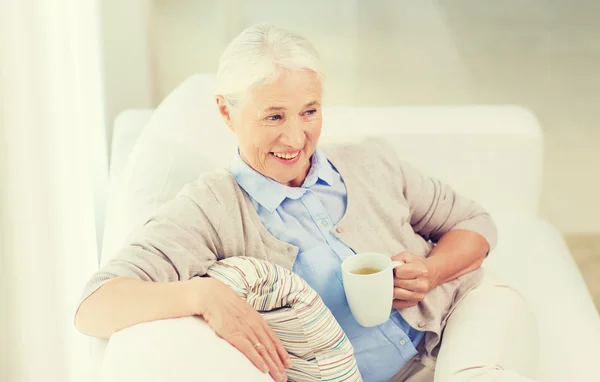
[
  {"x1": 336, "y1": 227, "x2": 344, "y2": 233},
  {"x1": 399, "y1": 339, "x2": 406, "y2": 345},
  {"x1": 418, "y1": 321, "x2": 426, "y2": 328},
  {"x1": 321, "y1": 220, "x2": 328, "y2": 228}
]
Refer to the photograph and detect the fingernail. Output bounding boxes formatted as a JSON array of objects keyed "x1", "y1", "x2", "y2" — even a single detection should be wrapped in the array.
[{"x1": 285, "y1": 359, "x2": 293, "y2": 368}]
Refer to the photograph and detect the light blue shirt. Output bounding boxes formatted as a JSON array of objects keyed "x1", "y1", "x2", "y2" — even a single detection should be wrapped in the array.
[{"x1": 231, "y1": 149, "x2": 424, "y2": 382}]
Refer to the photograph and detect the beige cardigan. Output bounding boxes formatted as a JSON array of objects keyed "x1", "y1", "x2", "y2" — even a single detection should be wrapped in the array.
[{"x1": 80, "y1": 137, "x2": 497, "y2": 359}]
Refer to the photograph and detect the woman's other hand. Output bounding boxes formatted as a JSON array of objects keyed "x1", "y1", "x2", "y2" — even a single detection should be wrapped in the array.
[
  {"x1": 196, "y1": 278, "x2": 292, "y2": 382},
  {"x1": 391, "y1": 252, "x2": 438, "y2": 309}
]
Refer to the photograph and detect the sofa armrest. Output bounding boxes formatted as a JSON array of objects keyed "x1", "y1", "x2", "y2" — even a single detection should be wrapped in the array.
[
  {"x1": 100, "y1": 317, "x2": 272, "y2": 382},
  {"x1": 485, "y1": 217, "x2": 600, "y2": 382}
]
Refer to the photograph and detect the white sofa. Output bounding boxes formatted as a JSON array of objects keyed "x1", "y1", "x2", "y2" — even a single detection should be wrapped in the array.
[{"x1": 86, "y1": 75, "x2": 600, "y2": 382}]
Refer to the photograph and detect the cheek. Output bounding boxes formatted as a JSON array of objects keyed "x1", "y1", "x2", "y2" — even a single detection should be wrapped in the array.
[
  {"x1": 242, "y1": 124, "x2": 277, "y2": 150},
  {"x1": 307, "y1": 118, "x2": 322, "y2": 143},
  {"x1": 255, "y1": 129, "x2": 281, "y2": 152}
]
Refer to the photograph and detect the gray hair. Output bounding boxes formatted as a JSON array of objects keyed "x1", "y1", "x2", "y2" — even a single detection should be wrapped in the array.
[{"x1": 215, "y1": 24, "x2": 325, "y2": 110}]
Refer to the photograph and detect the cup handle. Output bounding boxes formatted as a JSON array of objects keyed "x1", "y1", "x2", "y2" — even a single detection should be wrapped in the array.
[{"x1": 390, "y1": 261, "x2": 404, "y2": 269}]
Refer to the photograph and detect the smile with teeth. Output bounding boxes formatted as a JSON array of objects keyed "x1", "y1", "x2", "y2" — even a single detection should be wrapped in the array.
[{"x1": 272, "y1": 151, "x2": 300, "y2": 160}]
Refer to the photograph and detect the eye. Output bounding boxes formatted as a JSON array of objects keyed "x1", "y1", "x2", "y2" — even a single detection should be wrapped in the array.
[
  {"x1": 267, "y1": 114, "x2": 282, "y2": 121},
  {"x1": 304, "y1": 109, "x2": 317, "y2": 116}
]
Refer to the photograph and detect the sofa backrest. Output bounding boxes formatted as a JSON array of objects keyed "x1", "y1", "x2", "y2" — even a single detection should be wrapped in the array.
[{"x1": 101, "y1": 74, "x2": 543, "y2": 263}]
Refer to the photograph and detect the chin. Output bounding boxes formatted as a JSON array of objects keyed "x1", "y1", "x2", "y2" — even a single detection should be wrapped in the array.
[
  {"x1": 277, "y1": 176, "x2": 296, "y2": 186},
  {"x1": 269, "y1": 173, "x2": 297, "y2": 187},
  {"x1": 269, "y1": 159, "x2": 311, "y2": 186}
]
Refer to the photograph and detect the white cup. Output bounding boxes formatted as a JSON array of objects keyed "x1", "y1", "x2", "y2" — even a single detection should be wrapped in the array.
[{"x1": 341, "y1": 252, "x2": 404, "y2": 327}]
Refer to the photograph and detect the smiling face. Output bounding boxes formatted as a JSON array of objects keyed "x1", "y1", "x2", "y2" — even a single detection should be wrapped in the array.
[{"x1": 217, "y1": 69, "x2": 323, "y2": 187}]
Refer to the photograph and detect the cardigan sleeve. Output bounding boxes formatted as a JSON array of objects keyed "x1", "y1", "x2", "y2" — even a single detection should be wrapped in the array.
[
  {"x1": 77, "y1": 189, "x2": 223, "y2": 309},
  {"x1": 397, "y1": 157, "x2": 498, "y2": 251},
  {"x1": 366, "y1": 137, "x2": 497, "y2": 251}
]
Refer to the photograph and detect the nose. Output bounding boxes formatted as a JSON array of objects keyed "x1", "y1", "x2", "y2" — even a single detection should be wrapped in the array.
[{"x1": 280, "y1": 119, "x2": 306, "y2": 148}]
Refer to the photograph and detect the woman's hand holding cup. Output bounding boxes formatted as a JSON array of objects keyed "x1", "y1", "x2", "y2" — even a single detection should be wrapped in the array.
[{"x1": 391, "y1": 252, "x2": 435, "y2": 309}]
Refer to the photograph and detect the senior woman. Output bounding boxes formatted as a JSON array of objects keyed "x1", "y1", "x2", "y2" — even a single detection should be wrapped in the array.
[{"x1": 75, "y1": 24, "x2": 539, "y2": 382}]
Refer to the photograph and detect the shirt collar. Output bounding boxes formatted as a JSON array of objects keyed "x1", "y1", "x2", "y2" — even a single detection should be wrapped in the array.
[
  {"x1": 231, "y1": 148, "x2": 334, "y2": 212},
  {"x1": 303, "y1": 148, "x2": 334, "y2": 188}
]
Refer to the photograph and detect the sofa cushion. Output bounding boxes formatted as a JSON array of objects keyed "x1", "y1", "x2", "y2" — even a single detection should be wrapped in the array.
[{"x1": 207, "y1": 257, "x2": 362, "y2": 382}]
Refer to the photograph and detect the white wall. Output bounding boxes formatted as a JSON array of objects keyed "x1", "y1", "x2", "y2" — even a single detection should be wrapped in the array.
[
  {"x1": 100, "y1": 0, "x2": 156, "y2": 152},
  {"x1": 101, "y1": 0, "x2": 474, "y2": 141},
  {"x1": 147, "y1": 0, "x2": 474, "y2": 106}
]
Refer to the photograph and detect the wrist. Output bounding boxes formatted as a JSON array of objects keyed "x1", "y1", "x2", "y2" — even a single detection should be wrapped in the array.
[
  {"x1": 424, "y1": 256, "x2": 443, "y2": 290},
  {"x1": 185, "y1": 277, "x2": 217, "y2": 316}
]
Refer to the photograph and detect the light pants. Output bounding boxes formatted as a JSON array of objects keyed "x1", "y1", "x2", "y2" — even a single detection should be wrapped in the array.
[{"x1": 396, "y1": 276, "x2": 540, "y2": 382}]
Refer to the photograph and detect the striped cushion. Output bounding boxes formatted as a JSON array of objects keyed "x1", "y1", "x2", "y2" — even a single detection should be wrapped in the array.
[{"x1": 207, "y1": 257, "x2": 362, "y2": 382}]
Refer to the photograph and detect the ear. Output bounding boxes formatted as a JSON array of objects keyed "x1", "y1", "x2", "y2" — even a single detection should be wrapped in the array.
[{"x1": 216, "y1": 96, "x2": 235, "y2": 132}]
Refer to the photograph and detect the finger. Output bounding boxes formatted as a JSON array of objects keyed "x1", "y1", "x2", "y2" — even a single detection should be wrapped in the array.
[
  {"x1": 247, "y1": 330, "x2": 286, "y2": 382},
  {"x1": 390, "y1": 251, "x2": 411, "y2": 262},
  {"x1": 253, "y1": 325, "x2": 286, "y2": 375},
  {"x1": 393, "y1": 299, "x2": 419, "y2": 309},
  {"x1": 393, "y1": 287, "x2": 425, "y2": 302},
  {"x1": 228, "y1": 336, "x2": 269, "y2": 375},
  {"x1": 394, "y1": 263, "x2": 427, "y2": 279},
  {"x1": 394, "y1": 278, "x2": 429, "y2": 293},
  {"x1": 261, "y1": 317, "x2": 292, "y2": 368}
]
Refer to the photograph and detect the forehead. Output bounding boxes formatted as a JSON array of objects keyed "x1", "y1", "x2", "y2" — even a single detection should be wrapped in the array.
[{"x1": 248, "y1": 70, "x2": 322, "y2": 110}]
